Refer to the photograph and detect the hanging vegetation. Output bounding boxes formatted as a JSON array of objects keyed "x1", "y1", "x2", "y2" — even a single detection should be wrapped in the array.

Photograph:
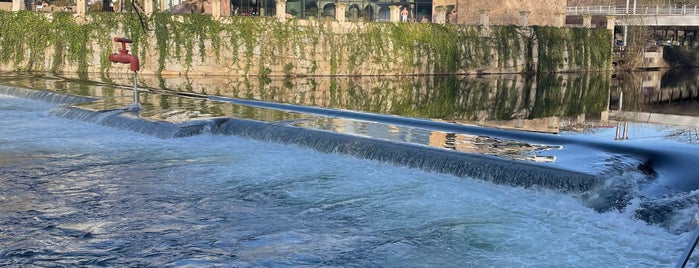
[{"x1": 0, "y1": 11, "x2": 612, "y2": 76}]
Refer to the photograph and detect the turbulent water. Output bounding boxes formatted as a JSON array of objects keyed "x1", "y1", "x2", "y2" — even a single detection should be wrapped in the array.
[{"x1": 0, "y1": 94, "x2": 692, "y2": 266}]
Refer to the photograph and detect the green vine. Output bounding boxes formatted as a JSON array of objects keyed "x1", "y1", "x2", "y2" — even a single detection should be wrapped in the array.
[{"x1": 0, "y1": 11, "x2": 612, "y2": 77}]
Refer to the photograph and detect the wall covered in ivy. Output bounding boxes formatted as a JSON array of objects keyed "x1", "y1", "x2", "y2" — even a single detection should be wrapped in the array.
[{"x1": 0, "y1": 11, "x2": 612, "y2": 77}]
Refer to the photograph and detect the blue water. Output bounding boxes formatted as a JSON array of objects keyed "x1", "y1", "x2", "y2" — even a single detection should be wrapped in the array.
[{"x1": 0, "y1": 94, "x2": 690, "y2": 266}]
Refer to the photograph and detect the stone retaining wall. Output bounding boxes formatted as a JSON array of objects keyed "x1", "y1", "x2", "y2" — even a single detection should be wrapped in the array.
[{"x1": 0, "y1": 11, "x2": 612, "y2": 76}]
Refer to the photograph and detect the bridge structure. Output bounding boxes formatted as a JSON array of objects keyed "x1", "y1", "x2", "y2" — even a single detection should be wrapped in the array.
[
  {"x1": 566, "y1": 4, "x2": 699, "y2": 27},
  {"x1": 567, "y1": 4, "x2": 699, "y2": 69}
]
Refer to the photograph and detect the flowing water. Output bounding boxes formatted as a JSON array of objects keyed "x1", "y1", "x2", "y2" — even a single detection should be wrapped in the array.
[{"x1": 0, "y1": 71, "x2": 697, "y2": 266}]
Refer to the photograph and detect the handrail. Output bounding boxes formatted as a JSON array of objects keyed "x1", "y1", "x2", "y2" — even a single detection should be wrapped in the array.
[
  {"x1": 567, "y1": 5, "x2": 699, "y2": 16},
  {"x1": 677, "y1": 221, "x2": 699, "y2": 267}
]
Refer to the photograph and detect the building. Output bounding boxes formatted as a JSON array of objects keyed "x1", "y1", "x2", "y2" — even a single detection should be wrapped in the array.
[{"x1": 437, "y1": 0, "x2": 566, "y2": 26}]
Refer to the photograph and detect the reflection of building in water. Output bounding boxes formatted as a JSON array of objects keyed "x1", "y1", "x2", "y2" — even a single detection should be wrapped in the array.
[
  {"x1": 596, "y1": 70, "x2": 699, "y2": 142},
  {"x1": 611, "y1": 70, "x2": 699, "y2": 113},
  {"x1": 641, "y1": 46, "x2": 666, "y2": 70},
  {"x1": 319, "y1": 118, "x2": 432, "y2": 144},
  {"x1": 447, "y1": 117, "x2": 560, "y2": 134},
  {"x1": 641, "y1": 70, "x2": 662, "y2": 95},
  {"x1": 428, "y1": 131, "x2": 558, "y2": 162},
  {"x1": 300, "y1": 116, "x2": 559, "y2": 162}
]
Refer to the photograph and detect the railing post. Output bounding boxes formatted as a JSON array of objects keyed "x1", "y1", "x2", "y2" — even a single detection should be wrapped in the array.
[
  {"x1": 583, "y1": 14, "x2": 592, "y2": 28},
  {"x1": 436, "y1": 6, "x2": 446, "y2": 24},
  {"x1": 11, "y1": 0, "x2": 24, "y2": 11},
  {"x1": 479, "y1": 9, "x2": 490, "y2": 26},
  {"x1": 211, "y1": 0, "x2": 221, "y2": 19},
  {"x1": 221, "y1": 0, "x2": 230, "y2": 16},
  {"x1": 606, "y1": 15, "x2": 615, "y2": 31},
  {"x1": 480, "y1": 9, "x2": 490, "y2": 37},
  {"x1": 554, "y1": 12, "x2": 564, "y2": 27},
  {"x1": 519, "y1": 10, "x2": 530, "y2": 28},
  {"x1": 389, "y1": 5, "x2": 401, "y2": 23},
  {"x1": 75, "y1": 0, "x2": 87, "y2": 23},
  {"x1": 275, "y1": 0, "x2": 287, "y2": 22},
  {"x1": 144, "y1": 0, "x2": 154, "y2": 16},
  {"x1": 335, "y1": 3, "x2": 346, "y2": 22}
]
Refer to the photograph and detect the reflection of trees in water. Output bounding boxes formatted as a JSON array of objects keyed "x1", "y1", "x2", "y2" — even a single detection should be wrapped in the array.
[
  {"x1": 47, "y1": 72, "x2": 610, "y2": 123},
  {"x1": 389, "y1": 73, "x2": 610, "y2": 122},
  {"x1": 175, "y1": 73, "x2": 610, "y2": 122},
  {"x1": 666, "y1": 127, "x2": 699, "y2": 143},
  {"x1": 264, "y1": 74, "x2": 609, "y2": 122}
]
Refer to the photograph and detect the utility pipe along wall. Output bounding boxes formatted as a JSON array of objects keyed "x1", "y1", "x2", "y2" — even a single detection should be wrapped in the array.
[{"x1": 0, "y1": 11, "x2": 612, "y2": 76}]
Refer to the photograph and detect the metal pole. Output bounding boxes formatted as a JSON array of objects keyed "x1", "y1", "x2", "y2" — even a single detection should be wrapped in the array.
[
  {"x1": 624, "y1": 0, "x2": 629, "y2": 47},
  {"x1": 676, "y1": 225, "x2": 699, "y2": 268},
  {"x1": 619, "y1": 91, "x2": 623, "y2": 111}
]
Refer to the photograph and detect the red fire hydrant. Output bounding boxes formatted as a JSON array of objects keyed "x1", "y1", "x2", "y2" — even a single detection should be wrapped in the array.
[{"x1": 109, "y1": 37, "x2": 141, "y2": 110}]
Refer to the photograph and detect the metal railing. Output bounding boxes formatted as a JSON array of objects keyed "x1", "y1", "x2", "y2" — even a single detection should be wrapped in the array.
[
  {"x1": 567, "y1": 5, "x2": 699, "y2": 16},
  {"x1": 677, "y1": 214, "x2": 699, "y2": 268}
]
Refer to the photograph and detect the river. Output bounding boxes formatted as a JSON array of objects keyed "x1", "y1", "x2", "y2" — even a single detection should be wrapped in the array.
[{"x1": 0, "y1": 70, "x2": 697, "y2": 266}]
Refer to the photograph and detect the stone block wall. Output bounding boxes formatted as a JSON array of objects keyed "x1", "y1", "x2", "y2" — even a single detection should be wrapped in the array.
[
  {"x1": 0, "y1": 11, "x2": 611, "y2": 77},
  {"x1": 456, "y1": 0, "x2": 565, "y2": 26}
]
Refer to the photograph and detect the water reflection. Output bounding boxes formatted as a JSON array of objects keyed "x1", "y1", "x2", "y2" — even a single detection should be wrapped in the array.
[
  {"x1": 610, "y1": 69, "x2": 699, "y2": 143},
  {"x1": 4, "y1": 69, "x2": 699, "y2": 147},
  {"x1": 0, "y1": 72, "x2": 612, "y2": 133},
  {"x1": 159, "y1": 74, "x2": 611, "y2": 134}
]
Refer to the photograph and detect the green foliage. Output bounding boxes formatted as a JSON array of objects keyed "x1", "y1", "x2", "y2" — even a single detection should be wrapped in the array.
[
  {"x1": 533, "y1": 26, "x2": 612, "y2": 73},
  {"x1": 0, "y1": 11, "x2": 51, "y2": 71},
  {"x1": 492, "y1": 25, "x2": 522, "y2": 68},
  {"x1": 89, "y1": 12, "x2": 122, "y2": 75},
  {"x1": 533, "y1": 26, "x2": 568, "y2": 73},
  {"x1": 283, "y1": 62, "x2": 294, "y2": 77},
  {"x1": 0, "y1": 11, "x2": 612, "y2": 77},
  {"x1": 151, "y1": 13, "x2": 222, "y2": 73},
  {"x1": 50, "y1": 12, "x2": 91, "y2": 74},
  {"x1": 340, "y1": 23, "x2": 489, "y2": 75}
]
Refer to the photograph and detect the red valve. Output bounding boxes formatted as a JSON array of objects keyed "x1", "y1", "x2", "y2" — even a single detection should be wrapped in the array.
[
  {"x1": 113, "y1": 37, "x2": 133, "y2": 43},
  {"x1": 108, "y1": 37, "x2": 140, "y2": 72}
]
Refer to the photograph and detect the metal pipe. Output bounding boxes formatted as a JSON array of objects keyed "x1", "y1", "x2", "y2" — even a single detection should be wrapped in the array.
[{"x1": 133, "y1": 72, "x2": 139, "y2": 105}]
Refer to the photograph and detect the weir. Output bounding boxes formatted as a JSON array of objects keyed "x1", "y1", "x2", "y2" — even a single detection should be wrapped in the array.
[
  {"x1": 0, "y1": 85, "x2": 95, "y2": 104},
  {"x1": 210, "y1": 117, "x2": 599, "y2": 192},
  {"x1": 6, "y1": 80, "x2": 699, "y2": 236},
  {"x1": 50, "y1": 106, "x2": 210, "y2": 139},
  {"x1": 0, "y1": 84, "x2": 601, "y2": 193}
]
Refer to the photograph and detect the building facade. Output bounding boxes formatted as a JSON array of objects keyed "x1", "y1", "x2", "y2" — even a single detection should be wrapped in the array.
[{"x1": 437, "y1": 0, "x2": 566, "y2": 26}]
